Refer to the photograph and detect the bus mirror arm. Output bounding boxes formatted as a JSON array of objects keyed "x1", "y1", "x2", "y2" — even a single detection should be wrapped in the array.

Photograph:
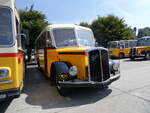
[
  {"x1": 17, "y1": 34, "x2": 26, "y2": 40},
  {"x1": 46, "y1": 40, "x2": 56, "y2": 49},
  {"x1": 17, "y1": 34, "x2": 28, "y2": 49}
]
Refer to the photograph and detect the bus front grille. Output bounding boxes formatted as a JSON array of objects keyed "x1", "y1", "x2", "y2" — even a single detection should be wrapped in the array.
[
  {"x1": 101, "y1": 50, "x2": 110, "y2": 81},
  {"x1": 88, "y1": 49, "x2": 110, "y2": 82}
]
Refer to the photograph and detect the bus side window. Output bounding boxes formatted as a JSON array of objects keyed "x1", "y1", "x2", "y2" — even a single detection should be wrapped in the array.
[
  {"x1": 42, "y1": 32, "x2": 47, "y2": 49},
  {"x1": 41, "y1": 33, "x2": 45, "y2": 49},
  {"x1": 46, "y1": 31, "x2": 53, "y2": 48},
  {"x1": 16, "y1": 17, "x2": 22, "y2": 48},
  {"x1": 16, "y1": 18, "x2": 20, "y2": 34},
  {"x1": 125, "y1": 42, "x2": 128, "y2": 48},
  {"x1": 39, "y1": 35, "x2": 43, "y2": 49},
  {"x1": 40, "y1": 32, "x2": 47, "y2": 49}
]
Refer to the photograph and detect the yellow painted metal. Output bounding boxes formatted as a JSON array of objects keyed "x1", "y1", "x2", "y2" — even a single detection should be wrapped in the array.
[
  {"x1": 0, "y1": 56, "x2": 23, "y2": 91},
  {"x1": 133, "y1": 46, "x2": 150, "y2": 56},
  {"x1": 37, "y1": 47, "x2": 89, "y2": 80},
  {"x1": 108, "y1": 48, "x2": 131, "y2": 58}
]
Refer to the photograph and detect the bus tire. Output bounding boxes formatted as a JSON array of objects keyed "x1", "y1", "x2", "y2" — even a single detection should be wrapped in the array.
[
  {"x1": 37, "y1": 58, "x2": 42, "y2": 71},
  {"x1": 56, "y1": 84, "x2": 69, "y2": 96},
  {"x1": 145, "y1": 52, "x2": 150, "y2": 60},
  {"x1": 51, "y1": 64, "x2": 69, "y2": 96},
  {"x1": 130, "y1": 57, "x2": 135, "y2": 60},
  {"x1": 55, "y1": 74, "x2": 69, "y2": 96},
  {"x1": 50, "y1": 65, "x2": 56, "y2": 86},
  {"x1": 119, "y1": 53, "x2": 124, "y2": 59}
]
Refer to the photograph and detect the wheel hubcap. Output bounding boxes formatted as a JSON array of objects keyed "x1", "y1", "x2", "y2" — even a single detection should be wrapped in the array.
[{"x1": 147, "y1": 54, "x2": 150, "y2": 59}]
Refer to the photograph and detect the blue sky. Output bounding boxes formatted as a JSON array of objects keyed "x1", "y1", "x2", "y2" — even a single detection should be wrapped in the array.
[{"x1": 16, "y1": 0, "x2": 150, "y2": 28}]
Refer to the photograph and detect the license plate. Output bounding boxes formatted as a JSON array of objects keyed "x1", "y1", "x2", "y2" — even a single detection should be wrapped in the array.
[{"x1": 0, "y1": 94, "x2": 6, "y2": 99}]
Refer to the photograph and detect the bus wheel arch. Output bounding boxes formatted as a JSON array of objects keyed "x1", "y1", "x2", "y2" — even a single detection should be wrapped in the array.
[
  {"x1": 50, "y1": 62, "x2": 70, "y2": 96},
  {"x1": 119, "y1": 52, "x2": 125, "y2": 59},
  {"x1": 130, "y1": 57, "x2": 135, "y2": 60},
  {"x1": 145, "y1": 51, "x2": 150, "y2": 60}
]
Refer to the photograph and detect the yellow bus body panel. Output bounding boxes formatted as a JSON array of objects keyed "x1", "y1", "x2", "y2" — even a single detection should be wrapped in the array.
[
  {"x1": 38, "y1": 47, "x2": 89, "y2": 80},
  {"x1": 134, "y1": 46, "x2": 150, "y2": 56},
  {"x1": 0, "y1": 56, "x2": 23, "y2": 91},
  {"x1": 109, "y1": 48, "x2": 131, "y2": 57}
]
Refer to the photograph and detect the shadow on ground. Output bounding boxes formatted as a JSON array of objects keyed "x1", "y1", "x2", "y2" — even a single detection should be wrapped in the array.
[
  {"x1": 0, "y1": 65, "x2": 112, "y2": 112},
  {"x1": 24, "y1": 65, "x2": 112, "y2": 110},
  {"x1": 0, "y1": 100, "x2": 12, "y2": 113},
  {"x1": 123, "y1": 58, "x2": 149, "y2": 62}
]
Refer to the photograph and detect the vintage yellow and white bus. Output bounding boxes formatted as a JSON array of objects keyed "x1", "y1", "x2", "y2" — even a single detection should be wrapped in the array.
[
  {"x1": 35, "y1": 24, "x2": 120, "y2": 96},
  {"x1": 130, "y1": 36, "x2": 150, "y2": 60},
  {"x1": 108, "y1": 40, "x2": 137, "y2": 58},
  {"x1": 0, "y1": 0, "x2": 27, "y2": 101}
]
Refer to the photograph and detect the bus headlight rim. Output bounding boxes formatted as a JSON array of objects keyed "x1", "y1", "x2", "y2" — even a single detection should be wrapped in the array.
[
  {"x1": 69, "y1": 66, "x2": 78, "y2": 76},
  {"x1": 0, "y1": 69, "x2": 9, "y2": 78},
  {"x1": 112, "y1": 63, "x2": 119, "y2": 71}
]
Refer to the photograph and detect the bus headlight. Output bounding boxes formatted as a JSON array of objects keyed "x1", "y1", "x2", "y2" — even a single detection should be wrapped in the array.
[
  {"x1": 69, "y1": 66, "x2": 78, "y2": 76},
  {"x1": 0, "y1": 69, "x2": 9, "y2": 78},
  {"x1": 108, "y1": 51, "x2": 112, "y2": 54},
  {"x1": 112, "y1": 63, "x2": 119, "y2": 71}
]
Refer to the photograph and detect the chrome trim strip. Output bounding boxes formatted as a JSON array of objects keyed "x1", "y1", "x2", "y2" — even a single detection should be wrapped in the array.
[
  {"x1": 85, "y1": 47, "x2": 108, "y2": 53},
  {"x1": 58, "y1": 74, "x2": 120, "y2": 84},
  {"x1": 87, "y1": 51, "x2": 91, "y2": 82},
  {"x1": 0, "y1": 80, "x2": 13, "y2": 84},
  {"x1": 99, "y1": 50, "x2": 104, "y2": 81}
]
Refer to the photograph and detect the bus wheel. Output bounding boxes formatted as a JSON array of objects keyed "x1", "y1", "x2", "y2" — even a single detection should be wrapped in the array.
[
  {"x1": 145, "y1": 52, "x2": 150, "y2": 60},
  {"x1": 130, "y1": 57, "x2": 135, "y2": 60},
  {"x1": 119, "y1": 53, "x2": 124, "y2": 59},
  {"x1": 51, "y1": 65, "x2": 69, "y2": 96},
  {"x1": 37, "y1": 58, "x2": 42, "y2": 71},
  {"x1": 55, "y1": 78, "x2": 69, "y2": 96}
]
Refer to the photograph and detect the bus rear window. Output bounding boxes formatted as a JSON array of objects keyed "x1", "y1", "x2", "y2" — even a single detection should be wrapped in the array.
[{"x1": 0, "y1": 7, "x2": 13, "y2": 46}]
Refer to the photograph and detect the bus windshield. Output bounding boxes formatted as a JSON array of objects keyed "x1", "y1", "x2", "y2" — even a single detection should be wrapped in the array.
[
  {"x1": 0, "y1": 7, "x2": 13, "y2": 46},
  {"x1": 108, "y1": 40, "x2": 137, "y2": 49},
  {"x1": 77, "y1": 29, "x2": 95, "y2": 47},
  {"x1": 137, "y1": 38, "x2": 150, "y2": 46},
  {"x1": 128, "y1": 40, "x2": 137, "y2": 47},
  {"x1": 53, "y1": 28, "x2": 95, "y2": 48},
  {"x1": 108, "y1": 42, "x2": 118, "y2": 49}
]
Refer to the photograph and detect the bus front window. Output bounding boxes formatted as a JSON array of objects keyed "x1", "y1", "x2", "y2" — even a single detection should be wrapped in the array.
[
  {"x1": 108, "y1": 42, "x2": 118, "y2": 49},
  {"x1": 53, "y1": 29, "x2": 77, "y2": 48},
  {"x1": 137, "y1": 38, "x2": 150, "y2": 46},
  {"x1": 77, "y1": 29, "x2": 95, "y2": 47},
  {"x1": 52, "y1": 28, "x2": 95, "y2": 48},
  {"x1": 0, "y1": 7, "x2": 13, "y2": 46}
]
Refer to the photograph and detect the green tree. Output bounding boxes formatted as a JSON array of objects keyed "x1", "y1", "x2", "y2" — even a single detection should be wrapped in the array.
[
  {"x1": 137, "y1": 27, "x2": 150, "y2": 38},
  {"x1": 80, "y1": 22, "x2": 91, "y2": 28},
  {"x1": 91, "y1": 15, "x2": 136, "y2": 47},
  {"x1": 19, "y1": 6, "x2": 48, "y2": 60}
]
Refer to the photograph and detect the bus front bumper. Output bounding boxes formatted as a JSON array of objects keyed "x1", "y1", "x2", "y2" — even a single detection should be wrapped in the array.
[
  {"x1": 58, "y1": 74, "x2": 120, "y2": 88},
  {"x1": 130, "y1": 54, "x2": 145, "y2": 58},
  {"x1": 0, "y1": 88, "x2": 20, "y2": 101}
]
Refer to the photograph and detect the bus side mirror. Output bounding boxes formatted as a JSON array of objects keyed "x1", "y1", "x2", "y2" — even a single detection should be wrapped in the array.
[
  {"x1": 46, "y1": 39, "x2": 56, "y2": 49},
  {"x1": 95, "y1": 42, "x2": 99, "y2": 47},
  {"x1": 17, "y1": 34, "x2": 27, "y2": 49}
]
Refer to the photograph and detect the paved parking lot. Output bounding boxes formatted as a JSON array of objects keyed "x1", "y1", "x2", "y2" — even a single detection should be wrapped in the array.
[{"x1": 0, "y1": 59, "x2": 150, "y2": 113}]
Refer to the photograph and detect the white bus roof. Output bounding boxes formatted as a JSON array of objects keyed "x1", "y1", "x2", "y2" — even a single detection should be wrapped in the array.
[
  {"x1": 35, "y1": 24, "x2": 93, "y2": 44},
  {"x1": 46, "y1": 24, "x2": 92, "y2": 31},
  {"x1": 140, "y1": 36, "x2": 150, "y2": 39},
  {"x1": 0, "y1": 0, "x2": 15, "y2": 8},
  {"x1": 0, "y1": 0, "x2": 20, "y2": 22},
  {"x1": 109, "y1": 40, "x2": 137, "y2": 43}
]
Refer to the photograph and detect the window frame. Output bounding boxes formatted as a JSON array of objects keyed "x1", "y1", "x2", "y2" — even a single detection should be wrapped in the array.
[
  {"x1": 0, "y1": 6, "x2": 16, "y2": 47},
  {"x1": 76, "y1": 28, "x2": 95, "y2": 47},
  {"x1": 52, "y1": 28, "x2": 78, "y2": 48},
  {"x1": 46, "y1": 31, "x2": 53, "y2": 48}
]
